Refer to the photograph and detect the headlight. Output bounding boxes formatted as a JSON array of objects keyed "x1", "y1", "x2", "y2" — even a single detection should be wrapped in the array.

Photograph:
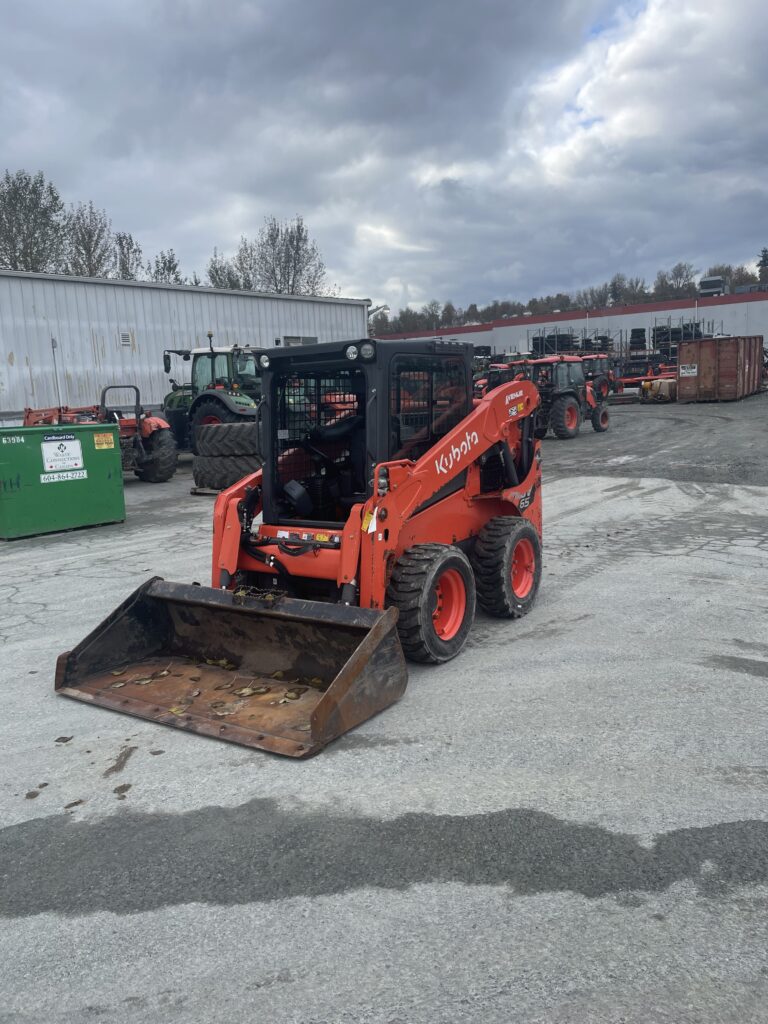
[
  {"x1": 345, "y1": 345, "x2": 359, "y2": 360},
  {"x1": 359, "y1": 342, "x2": 375, "y2": 360},
  {"x1": 259, "y1": 354, "x2": 270, "y2": 369}
]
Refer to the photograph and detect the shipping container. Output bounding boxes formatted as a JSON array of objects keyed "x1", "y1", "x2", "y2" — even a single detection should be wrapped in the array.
[
  {"x1": 676, "y1": 336, "x2": 764, "y2": 403},
  {"x1": 0, "y1": 271, "x2": 370, "y2": 421}
]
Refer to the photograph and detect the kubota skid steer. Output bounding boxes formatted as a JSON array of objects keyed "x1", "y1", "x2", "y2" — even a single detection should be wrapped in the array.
[{"x1": 55, "y1": 339, "x2": 543, "y2": 756}]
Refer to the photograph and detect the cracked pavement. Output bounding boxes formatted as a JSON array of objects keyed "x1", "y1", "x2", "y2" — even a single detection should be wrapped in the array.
[{"x1": 2, "y1": 395, "x2": 768, "y2": 1023}]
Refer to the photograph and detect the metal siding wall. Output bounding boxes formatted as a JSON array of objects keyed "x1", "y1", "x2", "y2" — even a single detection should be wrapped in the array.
[
  {"x1": 0, "y1": 274, "x2": 368, "y2": 417},
  {"x1": 439, "y1": 302, "x2": 768, "y2": 354}
]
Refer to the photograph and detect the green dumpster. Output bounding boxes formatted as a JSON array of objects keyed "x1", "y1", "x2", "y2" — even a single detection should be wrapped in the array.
[{"x1": 0, "y1": 423, "x2": 125, "y2": 539}]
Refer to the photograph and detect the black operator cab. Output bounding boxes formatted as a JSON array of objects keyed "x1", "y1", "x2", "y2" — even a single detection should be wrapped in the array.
[{"x1": 258, "y1": 338, "x2": 474, "y2": 528}]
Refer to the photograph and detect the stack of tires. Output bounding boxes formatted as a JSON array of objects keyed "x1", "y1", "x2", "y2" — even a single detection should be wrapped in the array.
[{"x1": 192, "y1": 420, "x2": 262, "y2": 491}]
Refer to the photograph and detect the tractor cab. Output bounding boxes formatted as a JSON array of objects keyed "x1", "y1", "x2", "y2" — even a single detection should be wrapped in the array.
[
  {"x1": 259, "y1": 338, "x2": 472, "y2": 527},
  {"x1": 162, "y1": 344, "x2": 263, "y2": 450},
  {"x1": 580, "y1": 353, "x2": 614, "y2": 399}
]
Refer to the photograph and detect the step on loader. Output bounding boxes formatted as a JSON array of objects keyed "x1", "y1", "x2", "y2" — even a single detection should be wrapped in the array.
[{"x1": 56, "y1": 339, "x2": 543, "y2": 756}]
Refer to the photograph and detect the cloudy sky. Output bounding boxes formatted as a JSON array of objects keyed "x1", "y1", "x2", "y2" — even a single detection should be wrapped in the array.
[{"x1": 2, "y1": 0, "x2": 766, "y2": 309}]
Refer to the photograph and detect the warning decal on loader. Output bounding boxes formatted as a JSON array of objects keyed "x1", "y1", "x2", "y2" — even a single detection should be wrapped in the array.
[
  {"x1": 93, "y1": 432, "x2": 115, "y2": 449},
  {"x1": 41, "y1": 437, "x2": 84, "y2": 472}
]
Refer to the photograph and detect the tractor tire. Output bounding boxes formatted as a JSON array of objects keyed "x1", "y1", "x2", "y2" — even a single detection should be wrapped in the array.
[
  {"x1": 593, "y1": 375, "x2": 610, "y2": 400},
  {"x1": 192, "y1": 453, "x2": 262, "y2": 491},
  {"x1": 196, "y1": 420, "x2": 261, "y2": 458},
  {"x1": 134, "y1": 429, "x2": 178, "y2": 483},
  {"x1": 591, "y1": 404, "x2": 610, "y2": 432},
  {"x1": 386, "y1": 543, "x2": 476, "y2": 664},
  {"x1": 551, "y1": 396, "x2": 581, "y2": 439},
  {"x1": 471, "y1": 517, "x2": 542, "y2": 618},
  {"x1": 190, "y1": 399, "x2": 244, "y2": 454}
]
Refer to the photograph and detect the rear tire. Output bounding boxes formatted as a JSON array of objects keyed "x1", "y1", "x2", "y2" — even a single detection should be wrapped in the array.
[
  {"x1": 196, "y1": 420, "x2": 260, "y2": 458},
  {"x1": 471, "y1": 517, "x2": 541, "y2": 617},
  {"x1": 134, "y1": 429, "x2": 178, "y2": 483},
  {"x1": 551, "y1": 396, "x2": 580, "y2": 439},
  {"x1": 192, "y1": 453, "x2": 262, "y2": 490},
  {"x1": 386, "y1": 544, "x2": 476, "y2": 664},
  {"x1": 591, "y1": 404, "x2": 610, "y2": 432},
  {"x1": 190, "y1": 399, "x2": 242, "y2": 454}
]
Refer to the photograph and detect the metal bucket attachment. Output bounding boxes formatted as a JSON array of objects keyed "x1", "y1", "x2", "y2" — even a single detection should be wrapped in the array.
[{"x1": 55, "y1": 578, "x2": 408, "y2": 757}]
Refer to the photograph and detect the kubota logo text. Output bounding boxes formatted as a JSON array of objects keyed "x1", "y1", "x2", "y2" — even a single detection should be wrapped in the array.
[{"x1": 435, "y1": 430, "x2": 480, "y2": 475}]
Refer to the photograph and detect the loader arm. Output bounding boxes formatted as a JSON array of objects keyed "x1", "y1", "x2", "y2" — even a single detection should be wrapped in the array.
[
  {"x1": 355, "y1": 379, "x2": 541, "y2": 609},
  {"x1": 373, "y1": 378, "x2": 539, "y2": 529}
]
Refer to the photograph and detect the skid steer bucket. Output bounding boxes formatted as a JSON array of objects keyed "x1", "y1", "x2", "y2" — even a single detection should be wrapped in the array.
[{"x1": 55, "y1": 578, "x2": 408, "y2": 757}]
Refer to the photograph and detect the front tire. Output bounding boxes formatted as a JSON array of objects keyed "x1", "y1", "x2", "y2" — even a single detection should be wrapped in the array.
[
  {"x1": 591, "y1": 404, "x2": 610, "y2": 432},
  {"x1": 386, "y1": 544, "x2": 476, "y2": 663},
  {"x1": 471, "y1": 517, "x2": 541, "y2": 617}
]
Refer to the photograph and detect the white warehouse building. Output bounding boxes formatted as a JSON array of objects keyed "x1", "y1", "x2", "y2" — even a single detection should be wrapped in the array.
[
  {"x1": 386, "y1": 292, "x2": 768, "y2": 356},
  {"x1": 0, "y1": 270, "x2": 370, "y2": 420}
]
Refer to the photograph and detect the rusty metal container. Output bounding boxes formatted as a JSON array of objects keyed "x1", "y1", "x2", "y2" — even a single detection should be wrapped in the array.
[
  {"x1": 677, "y1": 336, "x2": 764, "y2": 402},
  {"x1": 55, "y1": 578, "x2": 408, "y2": 757}
]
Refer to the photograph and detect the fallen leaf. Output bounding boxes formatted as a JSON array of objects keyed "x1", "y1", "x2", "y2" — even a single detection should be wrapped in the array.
[
  {"x1": 189, "y1": 675, "x2": 201, "y2": 682},
  {"x1": 209, "y1": 700, "x2": 226, "y2": 709},
  {"x1": 110, "y1": 681, "x2": 126, "y2": 689},
  {"x1": 168, "y1": 706, "x2": 188, "y2": 716},
  {"x1": 254, "y1": 686, "x2": 271, "y2": 695},
  {"x1": 233, "y1": 687, "x2": 259, "y2": 697},
  {"x1": 271, "y1": 670, "x2": 284, "y2": 679},
  {"x1": 214, "y1": 682, "x2": 232, "y2": 691},
  {"x1": 190, "y1": 689, "x2": 202, "y2": 698},
  {"x1": 133, "y1": 677, "x2": 153, "y2": 686},
  {"x1": 284, "y1": 691, "x2": 301, "y2": 701},
  {"x1": 110, "y1": 670, "x2": 125, "y2": 677},
  {"x1": 154, "y1": 670, "x2": 170, "y2": 678}
]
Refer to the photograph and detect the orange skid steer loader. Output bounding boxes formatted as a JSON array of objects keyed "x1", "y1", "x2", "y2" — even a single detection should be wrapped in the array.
[{"x1": 56, "y1": 340, "x2": 543, "y2": 756}]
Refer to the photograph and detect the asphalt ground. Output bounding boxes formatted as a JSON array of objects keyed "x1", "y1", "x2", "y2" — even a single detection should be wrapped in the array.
[{"x1": 2, "y1": 393, "x2": 768, "y2": 1024}]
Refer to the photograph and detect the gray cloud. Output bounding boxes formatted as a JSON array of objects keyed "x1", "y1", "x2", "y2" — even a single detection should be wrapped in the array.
[{"x1": 1, "y1": 0, "x2": 766, "y2": 308}]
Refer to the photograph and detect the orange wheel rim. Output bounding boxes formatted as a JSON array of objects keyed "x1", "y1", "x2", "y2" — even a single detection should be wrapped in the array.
[
  {"x1": 600, "y1": 411, "x2": 609, "y2": 427},
  {"x1": 200, "y1": 414, "x2": 222, "y2": 425},
  {"x1": 431, "y1": 569, "x2": 466, "y2": 640},
  {"x1": 511, "y1": 538, "x2": 536, "y2": 598},
  {"x1": 565, "y1": 406, "x2": 578, "y2": 430}
]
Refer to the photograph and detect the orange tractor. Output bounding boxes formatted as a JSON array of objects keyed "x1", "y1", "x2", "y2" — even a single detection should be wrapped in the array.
[
  {"x1": 485, "y1": 356, "x2": 609, "y2": 439},
  {"x1": 24, "y1": 385, "x2": 178, "y2": 482},
  {"x1": 55, "y1": 340, "x2": 543, "y2": 756}
]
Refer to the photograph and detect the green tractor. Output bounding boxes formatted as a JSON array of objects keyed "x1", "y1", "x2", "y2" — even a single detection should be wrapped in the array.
[{"x1": 162, "y1": 338, "x2": 263, "y2": 452}]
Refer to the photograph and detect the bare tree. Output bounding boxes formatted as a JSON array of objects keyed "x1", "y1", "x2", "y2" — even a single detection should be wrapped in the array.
[
  {"x1": 64, "y1": 201, "x2": 115, "y2": 278},
  {"x1": 253, "y1": 216, "x2": 328, "y2": 295},
  {"x1": 233, "y1": 235, "x2": 259, "y2": 290},
  {"x1": 146, "y1": 249, "x2": 183, "y2": 284},
  {"x1": 624, "y1": 276, "x2": 648, "y2": 303},
  {"x1": 114, "y1": 231, "x2": 144, "y2": 280},
  {"x1": 609, "y1": 273, "x2": 627, "y2": 304},
  {"x1": 0, "y1": 169, "x2": 66, "y2": 272},
  {"x1": 370, "y1": 310, "x2": 390, "y2": 336},
  {"x1": 206, "y1": 246, "x2": 241, "y2": 289},
  {"x1": 668, "y1": 261, "x2": 697, "y2": 295},
  {"x1": 731, "y1": 264, "x2": 758, "y2": 287},
  {"x1": 421, "y1": 300, "x2": 441, "y2": 330}
]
